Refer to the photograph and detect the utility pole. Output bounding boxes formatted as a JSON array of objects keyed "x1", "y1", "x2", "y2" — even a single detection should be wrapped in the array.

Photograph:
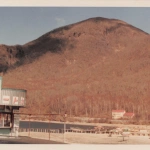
[
  {"x1": 28, "y1": 114, "x2": 31, "y2": 137},
  {"x1": 63, "y1": 113, "x2": 67, "y2": 143},
  {"x1": 49, "y1": 114, "x2": 51, "y2": 140}
]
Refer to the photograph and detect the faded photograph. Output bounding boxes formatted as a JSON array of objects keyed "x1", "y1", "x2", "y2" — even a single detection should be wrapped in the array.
[{"x1": 0, "y1": 6, "x2": 150, "y2": 144}]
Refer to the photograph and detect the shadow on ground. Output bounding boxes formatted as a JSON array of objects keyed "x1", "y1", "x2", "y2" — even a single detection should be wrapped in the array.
[{"x1": 0, "y1": 136, "x2": 65, "y2": 144}]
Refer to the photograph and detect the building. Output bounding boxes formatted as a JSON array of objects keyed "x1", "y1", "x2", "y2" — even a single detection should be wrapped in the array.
[
  {"x1": 123, "y1": 112, "x2": 135, "y2": 119},
  {"x1": 112, "y1": 110, "x2": 134, "y2": 120},
  {"x1": 112, "y1": 110, "x2": 125, "y2": 119},
  {"x1": 0, "y1": 76, "x2": 26, "y2": 136}
]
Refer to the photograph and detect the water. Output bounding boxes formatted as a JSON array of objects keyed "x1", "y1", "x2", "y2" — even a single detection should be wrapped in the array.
[{"x1": 20, "y1": 121, "x2": 95, "y2": 130}]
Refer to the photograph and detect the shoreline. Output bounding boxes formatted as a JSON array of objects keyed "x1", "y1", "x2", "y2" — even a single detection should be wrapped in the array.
[{"x1": 20, "y1": 119, "x2": 96, "y2": 126}]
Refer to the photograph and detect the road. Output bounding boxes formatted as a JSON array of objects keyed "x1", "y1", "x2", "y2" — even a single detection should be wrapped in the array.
[{"x1": 0, "y1": 136, "x2": 64, "y2": 144}]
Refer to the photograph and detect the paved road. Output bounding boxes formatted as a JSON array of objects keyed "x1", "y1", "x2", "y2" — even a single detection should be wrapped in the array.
[
  {"x1": 20, "y1": 121, "x2": 95, "y2": 129},
  {"x1": 0, "y1": 136, "x2": 64, "y2": 144}
]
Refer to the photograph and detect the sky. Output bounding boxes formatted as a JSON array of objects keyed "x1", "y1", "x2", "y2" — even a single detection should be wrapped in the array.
[{"x1": 0, "y1": 7, "x2": 150, "y2": 45}]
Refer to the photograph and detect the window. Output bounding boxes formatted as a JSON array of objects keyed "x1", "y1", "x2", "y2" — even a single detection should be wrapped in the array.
[
  {"x1": 0, "y1": 113, "x2": 11, "y2": 127},
  {"x1": 0, "y1": 114, "x2": 3, "y2": 127}
]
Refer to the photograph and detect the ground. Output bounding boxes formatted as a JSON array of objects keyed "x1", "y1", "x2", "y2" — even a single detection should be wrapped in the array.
[
  {"x1": 18, "y1": 132, "x2": 150, "y2": 144},
  {"x1": 0, "y1": 136, "x2": 64, "y2": 144}
]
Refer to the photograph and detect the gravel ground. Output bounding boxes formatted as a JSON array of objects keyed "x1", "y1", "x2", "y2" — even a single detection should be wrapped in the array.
[
  {"x1": 18, "y1": 132, "x2": 150, "y2": 144},
  {"x1": 1, "y1": 132, "x2": 150, "y2": 144},
  {"x1": 65, "y1": 133, "x2": 150, "y2": 144}
]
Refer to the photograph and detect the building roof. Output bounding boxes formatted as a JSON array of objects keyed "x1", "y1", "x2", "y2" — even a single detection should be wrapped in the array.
[
  {"x1": 2, "y1": 88, "x2": 27, "y2": 92},
  {"x1": 112, "y1": 110, "x2": 125, "y2": 113},
  {"x1": 123, "y1": 112, "x2": 134, "y2": 117}
]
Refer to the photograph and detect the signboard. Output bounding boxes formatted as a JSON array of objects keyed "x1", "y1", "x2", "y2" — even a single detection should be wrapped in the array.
[
  {"x1": 12, "y1": 96, "x2": 19, "y2": 105},
  {"x1": 2, "y1": 96, "x2": 10, "y2": 105},
  {"x1": 20, "y1": 97, "x2": 25, "y2": 106},
  {"x1": 14, "y1": 114, "x2": 20, "y2": 128}
]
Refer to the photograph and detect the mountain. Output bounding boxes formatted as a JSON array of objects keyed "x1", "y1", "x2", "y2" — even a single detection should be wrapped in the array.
[{"x1": 1, "y1": 17, "x2": 150, "y2": 120}]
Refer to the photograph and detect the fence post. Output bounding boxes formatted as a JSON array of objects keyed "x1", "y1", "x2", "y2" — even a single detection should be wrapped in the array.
[
  {"x1": 49, "y1": 114, "x2": 50, "y2": 140},
  {"x1": 28, "y1": 114, "x2": 31, "y2": 137}
]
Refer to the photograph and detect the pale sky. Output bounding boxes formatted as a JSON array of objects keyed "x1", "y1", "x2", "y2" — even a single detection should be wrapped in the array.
[{"x1": 0, "y1": 7, "x2": 150, "y2": 45}]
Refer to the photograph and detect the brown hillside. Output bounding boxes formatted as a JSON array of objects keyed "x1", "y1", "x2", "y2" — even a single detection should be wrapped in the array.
[{"x1": 1, "y1": 17, "x2": 150, "y2": 120}]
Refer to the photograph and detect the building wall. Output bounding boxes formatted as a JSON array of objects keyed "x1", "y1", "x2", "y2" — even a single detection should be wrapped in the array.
[
  {"x1": 112, "y1": 112, "x2": 125, "y2": 119},
  {"x1": 123, "y1": 115, "x2": 134, "y2": 119},
  {"x1": 0, "y1": 77, "x2": 2, "y2": 102},
  {"x1": 0, "y1": 77, "x2": 26, "y2": 136},
  {"x1": 0, "y1": 89, "x2": 26, "y2": 106}
]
